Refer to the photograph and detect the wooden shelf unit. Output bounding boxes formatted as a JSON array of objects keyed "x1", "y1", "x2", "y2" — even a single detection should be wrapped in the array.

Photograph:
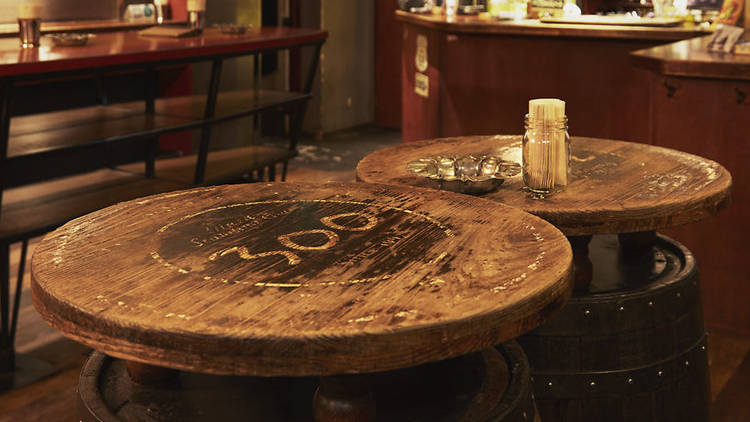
[
  {"x1": 0, "y1": 28, "x2": 327, "y2": 379},
  {"x1": 5, "y1": 88, "x2": 311, "y2": 189}
]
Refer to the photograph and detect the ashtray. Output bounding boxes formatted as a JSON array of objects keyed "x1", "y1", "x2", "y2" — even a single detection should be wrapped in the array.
[
  {"x1": 48, "y1": 33, "x2": 93, "y2": 47},
  {"x1": 406, "y1": 155, "x2": 521, "y2": 195},
  {"x1": 214, "y1": 24, "x2": 252, "y2": 34}
]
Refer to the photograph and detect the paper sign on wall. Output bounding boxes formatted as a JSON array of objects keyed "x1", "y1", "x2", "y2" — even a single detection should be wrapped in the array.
[
  {"x1": 415, "y1": 34, "x2": 428, "y2": 73},
  {"x1": 415, "y1": 72, "x2": 429, "y2": 98}
]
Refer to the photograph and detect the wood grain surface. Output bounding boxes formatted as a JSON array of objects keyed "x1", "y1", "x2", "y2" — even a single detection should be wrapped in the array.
[
  {"x1": 356, "y1": 135, "x2": 732, "y2": 235},
  {"x1": 31, "y1": 182, "x2": 572, "y2": 377}
]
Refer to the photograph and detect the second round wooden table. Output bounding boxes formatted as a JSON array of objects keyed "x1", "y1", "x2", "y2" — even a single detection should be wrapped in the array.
[
  {"x1": 356, "y1": 135, "x2": 732, "y2": 421},
  {"x1": 356, "y1": 135, "x2": 730, "y2": 236},
  {"x1": 357, "y1": 135, "x2": 731, "y2": 290}
]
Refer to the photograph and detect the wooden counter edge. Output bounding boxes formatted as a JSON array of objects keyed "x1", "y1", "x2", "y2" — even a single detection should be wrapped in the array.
[
  {"x1": 0, "y1": 19, "x2": 181, "y2": 37},
  {"x1": 631, "y1": 35, "x2": 750, "y2": 80},
  {"x1": 395, "y1": 10, "x2": 708, "y2": 41}
]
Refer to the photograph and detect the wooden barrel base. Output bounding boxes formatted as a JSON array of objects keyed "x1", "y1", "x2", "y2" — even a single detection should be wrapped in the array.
[
  {"x1": 533, "y1": 335, "x2": 708, "y2": 421},
  {"x1": 519, "y1": 234, "x2": 710, "y2": 422},
  {"x1": 78, "y1": 342, "x2": 536, "y2": 422},
  {"x1": 584, "y1": 233, "x2": 672, "y2": 295}
]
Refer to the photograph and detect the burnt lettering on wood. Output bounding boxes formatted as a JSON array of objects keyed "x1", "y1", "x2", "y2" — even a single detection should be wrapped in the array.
[{"x1": 154, "y1": 200, "x2": 453, "y2": 289}]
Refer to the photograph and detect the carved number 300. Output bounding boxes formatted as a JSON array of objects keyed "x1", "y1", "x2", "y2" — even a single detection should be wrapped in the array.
[{"x1": 208, "y1": 213, "x2": 378, "y2": 266}]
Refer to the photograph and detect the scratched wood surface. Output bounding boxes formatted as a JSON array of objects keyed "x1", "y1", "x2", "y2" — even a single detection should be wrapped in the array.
[
  {"x1": 30, "y1": 182, "x2": 573, "y2": 377},
  {"x1": 356, "y1": 136, "x2": 732, "y2": 236}
]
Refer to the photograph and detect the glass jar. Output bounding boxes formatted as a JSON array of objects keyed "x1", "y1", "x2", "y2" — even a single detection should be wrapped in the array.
[
  {"x1": 522, "y1": 114, "x2": 570, "y2": 194},
  {"x1": 444, "y1": 0, "x2": 458, "y2": 18}
]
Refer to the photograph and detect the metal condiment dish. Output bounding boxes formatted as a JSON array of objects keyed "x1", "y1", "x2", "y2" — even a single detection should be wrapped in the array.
[{"x1": 406, "y1": 154, "x2": 521, "y2": 195}]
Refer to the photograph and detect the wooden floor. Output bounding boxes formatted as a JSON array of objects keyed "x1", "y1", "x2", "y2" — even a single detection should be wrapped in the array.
[{"x1": 2, "y1": 128, "x2": 750, "y2": 421}]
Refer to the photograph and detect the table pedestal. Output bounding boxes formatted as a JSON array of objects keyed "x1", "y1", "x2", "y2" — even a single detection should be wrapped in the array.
[
  {"x1": 569, "y1": 230, "x2": 659, "y2": 292},
  {"x1": 618, "y1": 230, "x2": 657, "y2": 264},
  {"x1": 125, "y1": 360, "x2": 179, "y2": 385},
  {"x1": 567, "y1": 235, "x2": 593, "y2": 292},
  {"x1": 313, "y1": 375, "x2": 376, "y2": 422},
  {"x1": 78, "y1": 344, "x2": 536, "y2": 422}
]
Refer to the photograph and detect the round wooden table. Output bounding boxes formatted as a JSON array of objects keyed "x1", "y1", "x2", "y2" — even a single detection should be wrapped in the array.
[
  {"x1": 357, "y1": 135, "x2": 731, "y2": 288},
  {"x1": 356, "y1": 136, "x2": 732, "y2": 422},
  {"x1": 31, "y1": 182, "x2": 572, "y2": 421},
  {"x1": 357, "y1": 135, "x2": 731, "y2": 236}
]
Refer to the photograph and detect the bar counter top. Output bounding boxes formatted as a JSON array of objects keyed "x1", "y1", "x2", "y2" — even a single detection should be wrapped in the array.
[
  {"x1": 631, "y1": 35, "x2": 750, "y2": 80},
  {"x1": 0, "y1": 27, "x2": 327, "y2": 77},
  {"x1": 0, "y1": 19, "x2": 168, "y2": 37},
  {"x1": 396, "y1": 10, "x2": 709, "y2": 41}
]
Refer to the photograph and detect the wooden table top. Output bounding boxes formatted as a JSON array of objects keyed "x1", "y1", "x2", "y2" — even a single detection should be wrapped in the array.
[
  {"x1": 631, "y1": 35, "x2": 750, "y2": 80},
  {"x1": 396, "y1": 10, "x2": 708, "y2": 41},
  {"x1": 356, "y1": 136, "x2": 732, "y2": 236},
  {"x1": 0, "y1": 26, "x2": 327, "y2": 78},
  {"x1": 31, "y1": 182, "x2": 573, "y2": 377}
]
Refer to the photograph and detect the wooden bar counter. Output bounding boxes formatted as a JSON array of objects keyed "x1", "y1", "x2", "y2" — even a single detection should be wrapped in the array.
[
  {"x1": 397, "y1": 11, "x2": 708, "y2": 143},
  {"x1": 631, "y1": 37, "x2": 750, "y2": 335}
]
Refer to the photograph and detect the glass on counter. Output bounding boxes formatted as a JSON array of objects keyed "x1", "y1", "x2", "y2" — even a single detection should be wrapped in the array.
[
  {"x1": 18, "y1": 2, "x2": 42, "y2": 48},
  {"x1": 187, "y1": 0, "x2": 206, "y2": 30}
]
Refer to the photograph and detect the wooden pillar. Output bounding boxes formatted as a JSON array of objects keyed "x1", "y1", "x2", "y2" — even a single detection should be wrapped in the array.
[
  {"x1": 125, "y1": 360, "x2": 178, "y2": 385},
  {"x1": 313, "y1": 375, "x2": 376, "y2": 422}
]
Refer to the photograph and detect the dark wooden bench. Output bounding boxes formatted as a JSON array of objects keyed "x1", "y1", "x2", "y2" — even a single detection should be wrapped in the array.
[
  {"x1": 119, "y1": 144, "x2": 297, "y2": 186},
  {"x1": 113, "y1": 89, "x2": 308, "y2": 184},
  {"x1": 1, "y1": 169, "x2": 185, "y2": 244},
  {"x1": 0, "y1": 92, "x2": 308, "y2": 382},
  {"x1": 6, "y1": 104, "x2": 191, "y2": 186},
  {"x1": 0, "y1": 28, "x2": 326, "y2": 385}
]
